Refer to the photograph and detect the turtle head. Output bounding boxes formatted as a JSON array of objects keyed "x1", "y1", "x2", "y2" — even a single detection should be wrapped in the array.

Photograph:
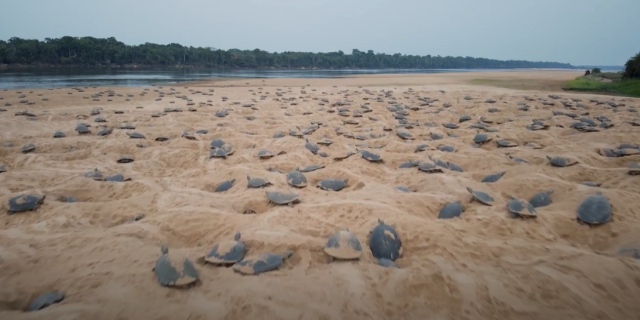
[
  {"x1": 160, "y1": 245, "x2": 169, "y2": 255},
  {"x1": 246, "y1": 175, "x2": 251, "y2": 181},
  {"x1": 465, "y1": 187, "x2": 474, "y2": 194},
  {"x1": 377, "y1": 218, "x2": 384, "y2": 225},
  {"x1": 282, "y1": 250, "x2": 294, "y2": 260},
  {"x1": 234, "y1": 232, "x2": 242, "y2": 241}
]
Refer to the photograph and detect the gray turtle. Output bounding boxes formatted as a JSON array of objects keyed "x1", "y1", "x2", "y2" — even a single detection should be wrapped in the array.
[
  {"x1": 438, "y1": 201, "x2": 464, "y2": 219},
  {"x1": 473, "y1": 133, "x2": 492, "y2": 145},
  {"x1": 305, "y1": 138, "x2": 319, "y2": 155},
  {"x1": 203, "y1": 232, "x2": 246, "y2": 265},
  {"x1": 0, "y1": 164, "x2": 6, "y2": 173},
  {"x1": 582, "y1": 181, "x2": 602, "y2": 187},
  {"x1": 360, "y1": 150, "x2": 383, "y2": 163},
  {"x1": 215, "y1": 179, "x2": 235, "y2": 192},
  {"x1": 418, "y1": 161, "x2": 443, "y2": 173},
  {"x1": 481, "y1": 171, "x2": 506, "y2": 183},
  {"x1": 94, "y1": 116, "x2": 107, "y2": 123},
  {"x1": 506, "y1": 197, "x2": 537, "y2": 218},
  {"x1": 76, "y1": 124, "x2": 91, "y2": 134},
  {"x1": 273, "y1": 131, "x2": 286, "y2": 138},
  {"x1": 614, "y1": 148, "x2": 640, "y2": 157},
  {"x1": 459, "y1": 115, "x2": 472, "y2": 123},
  {"x1": 258, "y1": 149, "x2": 275, "y2": 159},
  {"x1": 529, "y1": 190, "x2": 553, "y2": 208},
  {"x1": 209, "y1": 148, "x2": 227, "y2": 159},
  {"x1": 182, "y1": 131, "x2": 196, "y2": 140},
  {"x1": 155, "y1": 136, "x2": 169, "y2": 142},
  {"x1": 153, "y1": 246, "x2": 200, "y2": 288},
  {"x1": 397, "y1": 131, "x2": 414, "y2": 140},
  {"x1": 27, "y1": 291, "x2": 65, "y2": 311},
  {"x1": 447, "y1": 162, "x2": 464, "y2": 172},
  {"x1": 496, "y1": 139, "x2": 518, "y2": 147},
  {"x1": 438, "y1": 145, "x2": 455, "y2": 152},
  {"x1": 628, "y1": 163, "x2": 640, "y2": 175},
  {"x1": 126, "y1": 132, "x2": 146, "y2": 139},
  {"x1": 414, "y1": 144, "x2": 429, "y2": 153},
  {"x1": 232, "y1": 250, "x2": 294, "y2": 275},
  {"x1": 247, "y1": 175, "x2": 272, "y2": 188},
  {"x1": 298, "y1": 164, "x2": 325, "y2": 172},
  {"x1": 324, "y1": 228, "x2": 363, "y2": 261},
  {"x1": 576, "y1": 193, "x2": 613, "y2": 225},
  {"x1": 546, "y1": 156, "x2": 578, "y2": 167},
  {"x1": 7, "y1": 194, "x2": 46, "y2": 214},
  {"x1": 466, "y1": 187, "x2": 494, "y2": 206},
  {"x1": 395, "y1": 186, "x2": 412, "y2": 193},
  {"x1": 287, "y1": 170, "x2": 308, "y2": 188},
  {"x1": 210, "y1": 139, "x2": 225, "y2": 149},
  {"x1": 105, "y1": 174, "x2": 130, "y2": 182},
  {"x1": 117, "y1": 155, "x2": 134, "y2": 164},
  {"x1": 399, "y1": 160, "x2": 420, "y2": 168},
  {"x1": 442, "y1": 123, "x2": 459, "y2": 129},
  {"x1": 368, "y1": 219, "x2": 402, "y2": 261},
  {"x1": 22, "y1": 143, "x2": 36, "y2": 153},
  {"x1": 266, "y1": 191, "x2": 300, "y2": 206},
  {"x1": 97, "y1": 128, "x2": 113, "y2": 136},
  {"x1": 120, "y1": 123, "x2": 136, "y2": 130},
  {"x1": 53, "y1": 131, "x2": 66, "y2": 138},
  {"x1": 317, "y1": 178, "x2": 348, "y2": 191}
]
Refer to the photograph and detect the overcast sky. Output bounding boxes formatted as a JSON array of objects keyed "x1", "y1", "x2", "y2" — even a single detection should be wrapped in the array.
[{"x1": 1, "y1": 0, "x2": 638, "y2": 66}]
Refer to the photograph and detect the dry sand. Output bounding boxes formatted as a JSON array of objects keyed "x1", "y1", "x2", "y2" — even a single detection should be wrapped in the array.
[{"x1": 1, "y1": 70, "x2": 640, "y2": 320}]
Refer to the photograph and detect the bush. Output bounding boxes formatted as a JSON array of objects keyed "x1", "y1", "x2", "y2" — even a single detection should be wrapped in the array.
[
  {"x1": 592, "y1": 68, "x2": 601, "y2": 74},
  {"x1": 624, "y1": 52, "x2": 640, "y2": 79}
]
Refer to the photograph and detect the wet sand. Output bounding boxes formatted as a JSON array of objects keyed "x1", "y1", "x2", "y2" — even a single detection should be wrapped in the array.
[{"x1": 1, "y1": 70, "x2": 640, "y2": 320}]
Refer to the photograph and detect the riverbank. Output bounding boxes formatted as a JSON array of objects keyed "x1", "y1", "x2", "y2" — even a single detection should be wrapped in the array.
[{"x1": 1, "y1": 71, "x2": 639, "y2": 320}]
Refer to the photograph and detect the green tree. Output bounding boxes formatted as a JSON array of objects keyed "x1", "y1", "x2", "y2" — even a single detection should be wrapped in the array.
[{"x1": 624, "y1": 52, "x2": 640, "y2": 79}]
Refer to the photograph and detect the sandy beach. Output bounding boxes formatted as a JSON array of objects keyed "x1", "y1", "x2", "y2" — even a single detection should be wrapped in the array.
[{"x1": 1, "y1": 70, "x2": 640, "y2": 320}]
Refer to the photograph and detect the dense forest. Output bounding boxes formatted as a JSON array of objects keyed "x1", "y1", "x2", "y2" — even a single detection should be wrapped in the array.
[{"x1": 0, "y1": 36, "x2": 574, "y2": 70}]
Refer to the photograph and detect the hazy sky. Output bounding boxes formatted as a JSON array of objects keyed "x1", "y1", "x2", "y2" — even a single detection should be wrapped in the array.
[{"x1": 1, "y1": 0, "x2": 638, "y2": 66}]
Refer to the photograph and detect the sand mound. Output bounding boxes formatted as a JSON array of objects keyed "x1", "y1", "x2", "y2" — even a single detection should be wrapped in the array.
[{"x1": 1, "y1": 72, "x2": 640, "y2": 320}]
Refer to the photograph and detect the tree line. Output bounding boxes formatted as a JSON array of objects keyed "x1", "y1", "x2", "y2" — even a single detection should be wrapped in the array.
[{"x1": 0, "y1": 36, "x2": 574, "y2": 69}]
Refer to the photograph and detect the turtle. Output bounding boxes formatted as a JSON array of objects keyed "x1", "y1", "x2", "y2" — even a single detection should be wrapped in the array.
[
  {"x1": 121, "y1": 123, "x2": 136, "y2": 130},
  {"x1": 215, "y1": 179, "x2": 235, "y2": 192},
  {"x1": 232, "y1": 250, "x2": 294, "y2": 275},
  {"x1": 286, "y1": 170, "x2": 308, "y2": 188},
  {"x1": 628, "y1": 162, "x2": 640, "y2": 175},
  {"x1": 418, "y1": 161, "x2": 443, "y2": 173},
  {"x1": 473, "y1": 133, "x2": 492, "y2": 145},
  {"x1": 317, "y1": 178, "x2": 348, "y2": 191},
  {"x1": 153, "y1": 246, "x2": 200, "y2": 288},
  {"x1": 614, "y1": 148, "x2": 640, "y2": 157},
  {"x1": 442, "y1": 123, "x2": 459, "y2": 129},
  {"x1": 7, "y1": 194, "x2": 46, "y2": 214},
  {"x1": 481, "y1": 171, "x2": 506, "y2": 183},
  {"x1": 529, "y1": 190, "x2": 554, "y2": 208},
  {"x1": 117, "y1": 155, "x2": 134, "y2": 164},
  {"x1": 247, "y1": 175, "x2": 272, "y2": 188},
  {"x1": 396, "y1": 131, "x2": 414, "y2": 140},
  {"x1": 203, "y1": 232, "x2": 246, "y2": 265},
  {"x1": 429, "y1": 157, "x2": 448, "y2": 169},
  {"x1": 0, "y1": 164, "x2": 6, "y2": 173},
  {"x1": 297, "y1": 164, "x2": 325, "y2": 172},
  {"x1": 155, "y1": 136, "x2": 169, "y2": 142},
  {"x1": 105, "y1": 174, "x2": 130, "y2": 182},
  {"x1": 618, "y1": 143, "x2": 639, "y2": 149},
  {"x1": 438, "y1": 201, "x2": 464, "y2": 219},
  {"x1": 546, "y1": 156, "x2": 578, "y2": 167},
  {"x1": 438, "y1": 145, "x2": 455, "y2": 153},
  {"x1": 94, "y1": 116, "x2": 107, "y2": 123},
  {"x1": 209, "y1": 148, "x2": 227, "y2": 159},
  {"x1": 399, "y1": 160, "x2": 420, "y2": 168},
  {"x1": 305, "y1": 138, "x2": 319, "y2": 155},
  {"x1": 126, "y1": 132, "x2": 146, "y2": 139},
  {"x1": 333, "y1": 150, "x2": 356, "y2": 161},
  {"x1": 395, "y1": 186, "x2": 412, "y2": 193},
  {"x1": 414, "y1": 144, "x2": 429, "y2": 153},
  {"x1": 459, "y1": 115, "x2": 472, "y2": 123},
  {"x1": 97, "y1": 128, "x2": 113, "y2": 136},
  {"x1": 195, "y1": 129, "x2": 208, "y2": 135},
  {"x1": 273, "y1": 131, "x2": 286, "y2": 138},
  {"x1": 53, "y1": 131, "x2": 66, "y2": 138},
  {"x1": 27, "y1": 291, "x2": 65, "y2": 311},
  {"x1": 496, "y1": 139, "x2": 518, "y2": 148},
  {"x1": 266, "y1": 191, "x2": 300, "y2": 206},
  {"x1": 447, "y1": 162, "x2": 464, "y2": 172},
  {"x1": 506, "y1": 197, "x2": 537, "y2": 218},
  {"x1": 317, "y1": 138, "x2": 333, "y2": 146},
  {"x1": 257, "y1": 149, "x2": 275, "y2": 159},
  {"x1": 324, "y1": 228, "x2": 363, "y2": 261},
  {"x1": 182, "y1": 131, "x2": 196, "y2": 140},
  {"x1": 84, "y1": 168, "x2": 103, "y2": 180},
  {"x1": 75, "y1": 124, "x2": 91, "y2": 134},
  {"x1": 368, "y1": 219, "x2": 402, "y2": 261},
  {"x1": 22, "y1": 143, "x2": 36, "y2": 153},
  {"x1": 576, "y1": 192, "x2": 613, "y2": 225},
  {"x1": 582, "y1": 181, "x2": 602, "y2": 187},
  {"x1": 360, "y1": 150, "x2": 383, "y2": 163},
  {"x1": 466, "y1": 187, "x2": 494, "y2": 206}
]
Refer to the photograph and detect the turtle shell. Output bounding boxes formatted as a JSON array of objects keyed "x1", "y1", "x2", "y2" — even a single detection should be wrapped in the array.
[
  {"x1": 529, "y1": 190, "x2": 553, "y2": 208},
  {"x1": 153, "y1": 246, "x2": 200, "y2": 287},
  {"x1": 126, "y1": 132, "x2": 146, "y2": 139},
  {"x1": 546, "y1": 156, "x2": 578, "y2": 167},
  {"x1": 473, "y1": 133, "x2": 491, "y2": 144},
  {"x1": 232, "y1": 251, "x2": 293, "y2": 275},
  {"x1": 210, "y1": 139, "x2": 225, "y2": 149},
  {"x1": 298, "y1": 164, "x2": 325, "y2": 172},
  {"x1": 209, "y1": 148, "x2": 227, "y2": 159},
  {"x1": 97, "y1": 128, "x2": 113, "y2": 136},
  {"x1": 8, "y1": 194, "x2": 45, "y2": 214},
  {"x1": 27, "y1": 291, "x2": 65, "y2": 311},
  {"x1": 266, "y1": 191, "x2": 299, "y2": 205},
  {"x1": 22, "y1": 143, "x2": 36, "y2": 154},
  {"x1": 215, "y1": 179, "x2": 235, "y2": 192},
  {"x1": 287, "y1": 171, "x2": 308, "y2": 188},
  {"x1": 305, "y1": 139, "x2": 319, "y2": 154},
  {"x1": 317, "y1": 179, "x2": 348, "y2": 191},
  {"x1": 466, "y1": 187, "x2": 494, "y2": 206},
  {"x1": 76, "y1": 124, "x2": 91, "y2": 134},
  {"x1": 459, "y1": 115, "x2": 472, "y2": 123},
  {"x1": 496, "y1": 139, "x2": 518, "y2": 147},
  {"x1": 442, "y1": 123, "x2": 459, "y2": 129},
  {"x1": 247, "y1": 176, "x2": 271, "y2": 188},
  {"x1": 506, "y1": 198, "x2": 537, "y2": 218},
  {"x1": 53, "y1": 131, "x2": 66, "y2": 138},
  {"x1": 576, "y1": 193, "x2": 612, "y2": 225},
  {"x1": 368, "y1": 219, "x2": 402, "y2": 261},
  {"x1": 438, "y1": 145, "x2": 455, "y2": 152},
  {"x1": 258, "y1": 150, "x2": 275, "y2": 159},
  {"x1": 628, "y1": 162, "x2": 640, "y2": 175},
  {"x1": 438, "y1": 201, "x2": 464, "y2": 219},
  {"x1": 204, "y1": 232, "x2": 246, "y2": 264},
  {"x1": 418, "y1": 161, "x2": 443, "y2": 173},
  {"x1": 117, "y1": 155, "x2": 134, "y2": 164},
  {"x1": 481, "y1": 171, "x2": 506, "y2": 183},
  {"x1": 324, "y1": 229, "x2": 363, "y2": 260},
  {"x1": 360, "y1": 150, "x2": 382, "y2": 163}
]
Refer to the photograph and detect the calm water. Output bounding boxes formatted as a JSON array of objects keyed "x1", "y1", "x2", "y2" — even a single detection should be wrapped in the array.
[{"x1": 0, "y1": 68, "x2": 577, "y2": 90}]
